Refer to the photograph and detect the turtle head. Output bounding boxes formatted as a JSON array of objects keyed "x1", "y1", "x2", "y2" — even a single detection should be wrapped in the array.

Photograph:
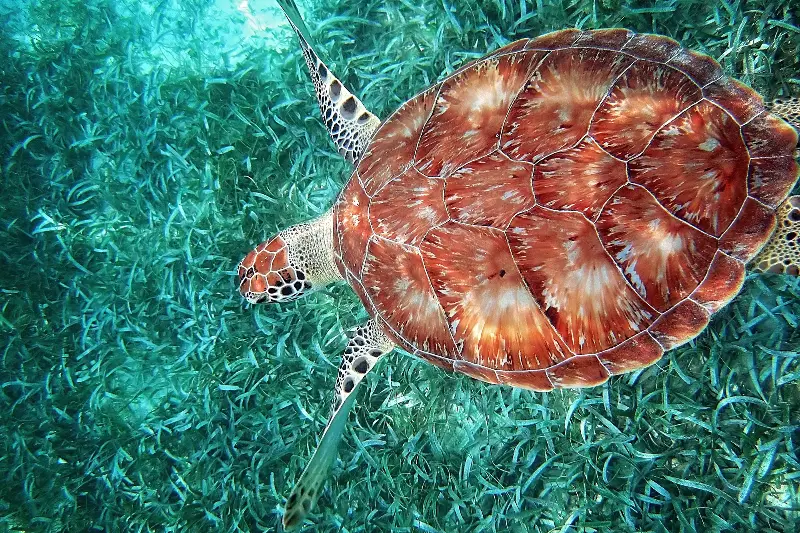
[{"x1": 237, "y1": 211, "x2": 341, "y2": 304}]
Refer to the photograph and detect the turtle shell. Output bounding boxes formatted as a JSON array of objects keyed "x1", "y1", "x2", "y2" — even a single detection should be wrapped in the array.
[{"x1": 331, "y1": 29, "x2": 800, "y2": 391}]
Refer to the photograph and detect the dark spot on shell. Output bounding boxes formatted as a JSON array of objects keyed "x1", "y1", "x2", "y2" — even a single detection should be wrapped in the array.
[
  {"x1": 293, "y1": 281, "x2": 304, "y2": 291},
  {"x1": 317, "y1": 62, "x2": 328, "y2": 79},
  {"x1": 787, "y1": 231, "x2": 797, "y2": 241},
  {"x1": 281, "y1": 286, "x2": 293, "y2": 296},
  {"x1": 246, "y1": 267, "x2": 255, "y2": 278},
  {"x1": 303, "y1": 281, "x2": 313, "y2": 290},
  {"x1": 341, "y1": 96, "x2": 357, "y2": 119},
  {"x1": 296, "y1": 271, "x2": 306, "y2": 280},
  {"x1": 288, "y1": 494, "x2": 297, "y2": 507},
  {"x1": 369, "y1": 349, "x2": 382, "y2": 357},
  {"x1": 344, "y1": 378, "x2": 354, "y2": 393},
  {"x1": 355, "y1": 337, "x2": 365, "y2": 346},
  {"x1": 268, "y1": 287, "x2": 278, "y2": 294},
  {"x1": 357, "y1": 111, "x2": 371, "y2": 124},
  {"x1": 790, "y1": 210, "x2": 800, "y2": 222},
  {"x1": 499, "y1": 269, "x2": 506, "y2": 278},
  {"x1": 257, "y1": 295, "x2": 268, "y2": 304}
]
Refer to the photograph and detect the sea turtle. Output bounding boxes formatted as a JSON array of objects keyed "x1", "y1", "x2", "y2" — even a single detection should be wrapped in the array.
[{"x1": 237, "y1": 1, "x2": 800, "y2": 528}]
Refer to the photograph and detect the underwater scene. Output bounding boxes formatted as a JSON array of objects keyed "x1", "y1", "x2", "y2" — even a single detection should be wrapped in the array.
[{"x1": 2, "y1": 0, "x2": 800, "y2": 531}]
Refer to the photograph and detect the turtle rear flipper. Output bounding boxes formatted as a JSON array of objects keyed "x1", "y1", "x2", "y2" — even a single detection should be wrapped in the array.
[
  {"x1": 751, "y1": 196, "x2": 800, "y2": 276},
  {"x1": 751, "y1": 98, "x2": 800, "y2": 276},
  {"x1": 767, "y1": 97, "x2": 800, "y2": 132},
  {"x1": 276, "y1": 0, "x2": 381, "y2": 163},
  {"x1": 283, "y1": 319, "x2": 394, "y2": 530}
]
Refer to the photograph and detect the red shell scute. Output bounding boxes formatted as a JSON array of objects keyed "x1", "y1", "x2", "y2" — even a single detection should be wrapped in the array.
[
  {"x1": 667, "y1": 48, "x2": 723, "y2": 86},
  {"x1": 497, "y1": 369, "x2": 553, "y2": 391},
  {"x1": 362, "y1": 237, "x2": 458, "y2": 358},
  {"x1": 596, "y1": 184, "x2": 718, "y2": 311},
  {"x1": 417, "y1": 51, "x2": 543, "y2": 177},
  {"x1": 573, "y1": 28, "x2": 633, "y2": 50},
  {"x1": 628, "y1": 100, "x2": 750, "y2": 236},
  {"x1": 748, "y1": 157, "x2": 800, "y2": 209},
  {"x1": 358, "y1": 89, "x2": 437, "y2": 195},
  {"x1": 741, "y1": 112, "x2": 799, "y2": 158},
  {"x1": 591, "y1": 61, "x2": 702, "y2": 160},
  {"x1": 334, "y1": 175, "x2": 371, "y2": 277},
  {"x1": 690, "y1": 251, "x2": 745, "y2": 314},
  {"x1": 503, "y1": 48, "x2": 634, "y2": 162},
  {"x1": 369, "y1": 167, "x2": 448, "y2": 245},
  {"x1": 508, "y1": 207, "x2": 655, "y2": 354},
  {"x1": 597, "y1": 332, "x2": 664, "y2": 375},
  {"x1": 546, "y1": 355, "x2": 610, "y2": 388},
  {"x1": 718, "y1": 197, "x2": 777, "y2": 262},
  {"x1": 526, "y1": 28, "x2": 583, "y2": 50},
  {"x1": 649, "y1": 299, "x2": 710, "y2": 349},
  {"x1": 534, "y1": 137, "x2": 627, "y2": 219},
  {"x1": 622, "y1": 33, "x2": 681, "y2": 62},
  {"x1": 445, "y1": 152, "x2": 535, "y2": 228},
  {"x1": 421, "y1": 222, "x2": 572, "y2": 370},
  {"x1": 333, "y1": 29, "x2": 799, "y2": 390},
  {"x1": 702, "y1": 78, "x2": 764, "y2": 125}
]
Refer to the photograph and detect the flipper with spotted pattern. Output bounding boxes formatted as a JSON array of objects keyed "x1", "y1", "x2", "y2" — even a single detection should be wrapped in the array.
[
  {"x1": 753, "y1": 96, "x2": 800, "y2": 275},
  {"x1": 276, "y1": 0, "x2": 381, "y2": 163},
  {"x1": 767, "y1": 97, "x2": 800, "y2": 132},
  {"x1": 751, "y1": 196, "x2": 800, "y2": 276},
  {"x1": 283, "y1": 318, "x2": 394, "y2": 531}
]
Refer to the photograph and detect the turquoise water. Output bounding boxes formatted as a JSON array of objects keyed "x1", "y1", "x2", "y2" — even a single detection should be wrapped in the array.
[{"x1": 0, "y1": 0, "x2": 798, "y2": 531}]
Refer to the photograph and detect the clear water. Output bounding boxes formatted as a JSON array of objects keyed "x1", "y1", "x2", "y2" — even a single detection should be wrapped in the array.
[{"x1": 0, "y1": 0, "x2": 798, "y2": 531}]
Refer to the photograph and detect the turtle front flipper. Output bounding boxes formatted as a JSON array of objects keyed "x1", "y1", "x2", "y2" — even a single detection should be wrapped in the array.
[
  {"x1": 275, "y1": 0, "x2": 381, "y2": 163},
  {"x1": 767, "y1": 97, "x2": 800, "y2": 131},
  {"x1": 283, "y1": 318, "x2": 394, "y2": 531},
  {"x1": 750, "y1": 196, "x2": 800, "y2": 276}
]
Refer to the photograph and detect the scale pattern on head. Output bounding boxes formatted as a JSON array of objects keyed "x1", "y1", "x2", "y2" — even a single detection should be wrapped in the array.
[
  {"x1": 238, "y1": 214, "x2": 340, "y2": 304},
  {"x1": 238, "y1": 235, "x2": 310, "y2": 304},
  {"x1": 333, "y1": 29, "x2": 800, "y2": 390}
]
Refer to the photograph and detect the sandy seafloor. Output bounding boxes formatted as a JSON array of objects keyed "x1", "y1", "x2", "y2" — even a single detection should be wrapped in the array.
[{"x1": 0, "y1": 0, "x2": 799, "y2": 531}]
